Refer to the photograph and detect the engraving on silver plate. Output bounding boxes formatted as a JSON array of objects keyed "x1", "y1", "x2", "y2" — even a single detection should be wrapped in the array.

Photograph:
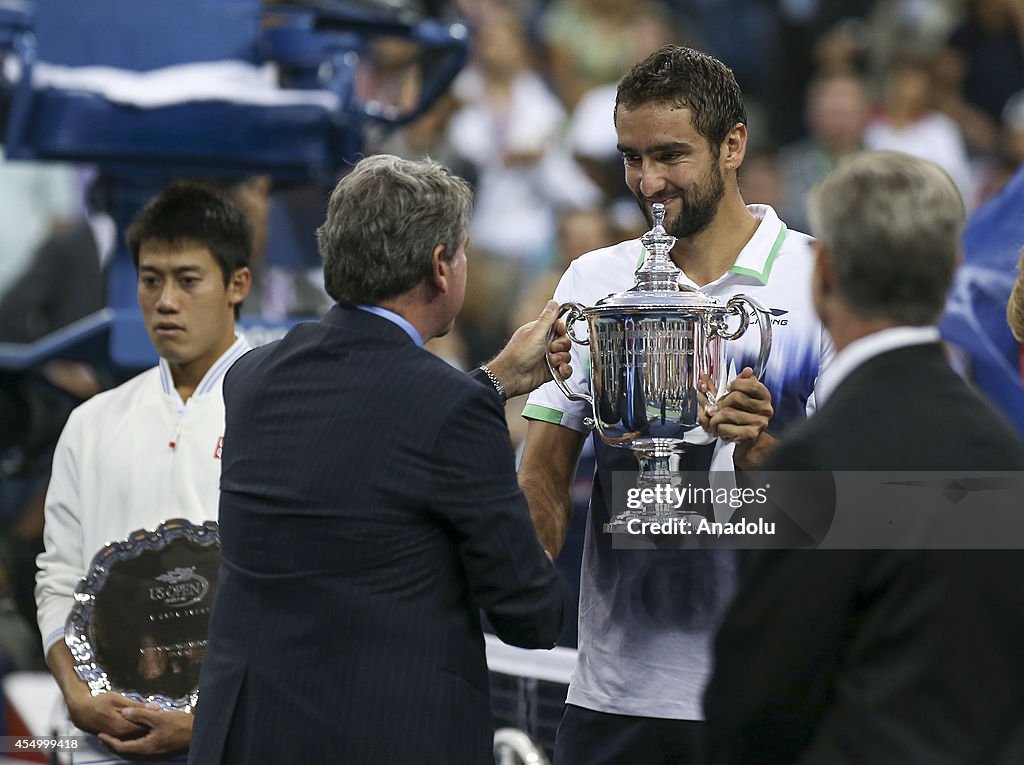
[{"x1": 65, "y1": 518, "x2": 220, "y2": 712}]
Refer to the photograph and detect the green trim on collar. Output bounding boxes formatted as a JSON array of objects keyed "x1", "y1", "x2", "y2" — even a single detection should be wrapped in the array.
[
  {"x1": 730, "y1": 224, "x2": 787, "y2": 284},
  {"x1": 522, "y1": 403, "x2": 565, "y2": 425},
  {"x1": 636, "y1": 246, "x2": 646, "y2": 269}
]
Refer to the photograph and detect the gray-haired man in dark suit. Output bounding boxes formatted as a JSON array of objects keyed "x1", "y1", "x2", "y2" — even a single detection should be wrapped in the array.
[
  {"x1": 706, "y1": 152, "x2": 1024, "y2": 764},
  {"x1": 190, "y1": 154, "x2": 572, "y2": 765}
]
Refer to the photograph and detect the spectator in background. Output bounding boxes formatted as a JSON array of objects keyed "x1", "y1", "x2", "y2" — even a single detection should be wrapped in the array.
[
  {"x1": 374, "y1": 91, "x2": 476, "y2": 187},
  {"x1": 865, "y1": 55, "x2": 974, "y2": 206},
  {"x1": 778, "y1": 69, "x2": 870, "y2": 233},
  {"x1": 766, "y1": 0, "x2": 873, "y2": 145},
  {"x1": 354, "y1": 37, "x2": 422, "y2": 117},
  {"x1": 562, "y1": 17, "x2": 675, "y2": 205},
  {"x1": 972, "y1": 89, "x2": 1024, "y2": 203},
  {"x1": 448, "y1": 9, "x2": 587, "y2": 265},
  {"x1": 933, "y1": 11, "x2": 1003, "y2": 156},
  {"x1": 513, "y1": 207, "x2": 618, "y2": 332},
  {"x1": 507, "y1": 207, "x2": 617, "y2": 445},
  {"x1": 738, "y1": 148, "x2": 784, "y2": 210},
  {"x1": 861, "y1": 0, "x2": 960, "y2": 84},
  {"x1": 0, "y1": 150, "x2": 81, "y2": 295},
  {"x1": 0, "y1": 181, "x2": 116, "y2": 669},
  {"x1": 448, "y1": 9, "x2": 596, "y2": 361},
  {"x1": 538, "y1": 0, "x2": 670, "y2": 109},
  {"x1": 944, "y1": 0, "x2": 1024, "y2": 136},
  {"x1": 0, "y1": 211, "x2": 113, "y2": 345},
  {"x1": 0, "y1": 179, "x2": 115, "y2": 460}
]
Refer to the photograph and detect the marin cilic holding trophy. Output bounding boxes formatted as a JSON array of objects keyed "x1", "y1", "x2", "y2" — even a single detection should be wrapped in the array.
[{"x1": 547, "y1": 203, "x2": 772, "y2": 531}]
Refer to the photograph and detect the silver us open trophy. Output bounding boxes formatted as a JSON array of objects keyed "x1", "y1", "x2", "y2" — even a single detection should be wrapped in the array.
[{"x1": 547, "y1": 203, "x2": 772, "y2": 532}]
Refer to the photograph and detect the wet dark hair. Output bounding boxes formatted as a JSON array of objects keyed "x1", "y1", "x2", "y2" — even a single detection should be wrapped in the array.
[{"x1": 615, "y1": 45, "x2": 747, "y2": 156}]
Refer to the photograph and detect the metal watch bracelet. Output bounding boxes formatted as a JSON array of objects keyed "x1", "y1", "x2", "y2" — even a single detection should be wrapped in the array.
[{"x1": 477, "y1": 364, "x2": 506, "y2": 402}]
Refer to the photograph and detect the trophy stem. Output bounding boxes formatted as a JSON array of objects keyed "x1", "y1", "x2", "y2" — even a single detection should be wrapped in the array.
[
  {"x1": 634, "y1": 452, "x2": 681, "y2": 523},
  {"x1": 604, "y1": 449, "x2": 700, "y2": 534},
  {"x1": 636, "y1": 452, "x2": 674, "y2": 479}
]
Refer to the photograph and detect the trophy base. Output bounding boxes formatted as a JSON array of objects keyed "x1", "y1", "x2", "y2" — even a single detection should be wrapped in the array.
[
  {"x1": 603, "y1": 509, "x2": 706, "y2": 535},
  {"x1": 603, "y1": 513, "x2": 635, "y2": 534},
  {"x1": 603, "y1": 453, "x2": 701, "y2": 535}
]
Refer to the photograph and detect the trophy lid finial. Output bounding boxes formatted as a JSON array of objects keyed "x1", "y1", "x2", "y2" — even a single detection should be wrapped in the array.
[
  {"x1": 636, "y1": 202, "x2": 681, "y2": 291},
  {"x1": 651, "y1": 202, "x2": 666, "y2": 233}
]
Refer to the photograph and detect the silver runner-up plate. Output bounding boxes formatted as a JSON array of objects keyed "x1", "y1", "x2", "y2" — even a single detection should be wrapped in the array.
[{"x1": 66, "y1": 518, "x2": 221, "y2": 712}]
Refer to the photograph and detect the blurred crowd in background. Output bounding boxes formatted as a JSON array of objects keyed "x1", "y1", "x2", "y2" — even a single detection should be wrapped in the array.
[
  {"x1": 2, "y1": 0, "x2": 1024, "y2": 670},
  {"x1": 9, "y1": 0, "x2": 1024, "y2": 354}
]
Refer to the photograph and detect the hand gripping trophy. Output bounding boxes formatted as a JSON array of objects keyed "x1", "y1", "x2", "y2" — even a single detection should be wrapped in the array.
[{"x1": 547, "y1": 204, "x2": 772, "y2": 531}]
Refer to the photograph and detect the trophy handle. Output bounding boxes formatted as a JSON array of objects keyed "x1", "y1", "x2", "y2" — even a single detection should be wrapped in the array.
[
  {"x1": 547, "y1": 302, "x2": 594, "y2": 405},
  {"x1": 718, "y1": 295, "x2": 773, "y2": 380}
]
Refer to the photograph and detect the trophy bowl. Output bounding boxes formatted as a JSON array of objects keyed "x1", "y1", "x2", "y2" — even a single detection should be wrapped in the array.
[
  {"x1": 65, "y1": 518, "x2": 221, "y2": 712},
  {"x1": 547, "y1": 204, "x2": 772, "y2": 532}
]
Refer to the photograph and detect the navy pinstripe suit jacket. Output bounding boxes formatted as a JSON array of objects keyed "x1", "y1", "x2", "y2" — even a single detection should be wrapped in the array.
[{"x1": 189, "y1": 305, "x2": 568, "y2": 764}]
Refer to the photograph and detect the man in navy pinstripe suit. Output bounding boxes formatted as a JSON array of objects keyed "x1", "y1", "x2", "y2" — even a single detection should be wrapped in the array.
[{"x1": 189, "y1": 154, "x2": 573, "y2": 764}]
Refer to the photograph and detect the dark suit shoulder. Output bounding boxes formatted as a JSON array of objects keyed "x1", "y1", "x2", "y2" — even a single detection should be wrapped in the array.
[
  {"x1": 770, "y1": 344, "x2": 1024, "y2": 470},
  {"x1": 223, "y1": 313, "x2": 500, "y2": 436},
  {"x1": 222, "y1": 340, "x2": 277, "y2": 392}
]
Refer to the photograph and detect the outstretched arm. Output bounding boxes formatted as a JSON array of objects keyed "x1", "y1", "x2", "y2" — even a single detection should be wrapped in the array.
[{"x1": 518, "y1": 420, "x2": 586, "y2": 559}]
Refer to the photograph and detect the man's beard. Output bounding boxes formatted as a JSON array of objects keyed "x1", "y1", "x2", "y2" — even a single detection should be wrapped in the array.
[{"x1": 639, "y1": 164, "x2": 725, "y2": 240}]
